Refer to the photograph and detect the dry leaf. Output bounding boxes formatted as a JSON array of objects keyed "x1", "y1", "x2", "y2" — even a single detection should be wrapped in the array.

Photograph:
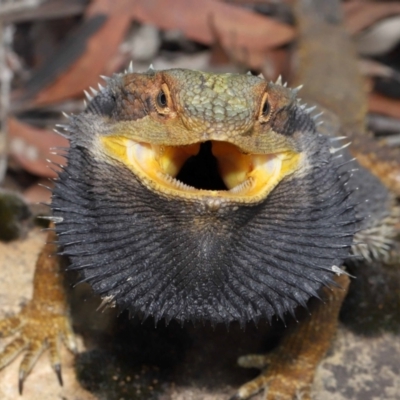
[
  {"x1": 130, "y1": 0, "x2": 294, "y2": 69},
  {"x1": 344, "y1": 1, "x2": 400, "y2": 34},
  {"x1": 19, "y1": 0, "x2": 294, "y2": 106},
  {"x1": 8, "y1": 118, "x2": 68, "y2": 178},
  {"x1": 29, "y1": 0, "x2": 133, "y2": 106},
  {"x1": 368, "y1": 92, "x2": 400, "y2": 119}
]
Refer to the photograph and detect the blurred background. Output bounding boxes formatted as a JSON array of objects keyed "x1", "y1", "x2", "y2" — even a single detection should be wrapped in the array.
[
  {"x1": 0, "y1": 1, "x2": 399, "y2": 399},
  {"x1": 0, "y1": 0, "x2": 399, "y2": 211}
]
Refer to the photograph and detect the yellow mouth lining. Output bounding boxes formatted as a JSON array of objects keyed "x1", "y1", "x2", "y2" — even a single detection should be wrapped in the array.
[{"x1": 102, "y1": 136, "x2": 301, "y2": 203}]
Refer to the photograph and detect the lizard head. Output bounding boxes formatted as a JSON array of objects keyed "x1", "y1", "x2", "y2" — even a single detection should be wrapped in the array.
[
  {"x1": 93, "y1": 69, "x2": 308, "y2": 204},
  {"x1": 52, "y1": 68, "x2": 357, "y2": 325}
]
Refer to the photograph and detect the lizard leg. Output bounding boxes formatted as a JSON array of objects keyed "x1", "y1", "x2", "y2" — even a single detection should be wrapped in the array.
[
  {"x1": 0, "y1": 227, "x2": 77, "y2": 394},
  {"x1": 232, "y1": 274, "x2": 350, "y2": 400}
]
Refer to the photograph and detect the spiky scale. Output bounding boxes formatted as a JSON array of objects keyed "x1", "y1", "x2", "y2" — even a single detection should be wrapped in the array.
[
  {"x1": 313, "y1": 112, "x2": 324, "y2": 120},
  {"x1": 329, "y1": 142, "x2": 352, "y2": 154},
  {"x1": 83, "y1": 90, "x2": 93, "y2": 102},
  {"x1": 306, "y1": 106, "x2": 317, "y2": 114},
  {"x1": 329, "y1": 136, "x2": 348, "y2": 142},
  {"x1": 53, "y1": 129, "x2": 69, "y2": 139},
  {"x1": 292, "y1": 85, "x2": 303, "y2": 95},
  {"x1": 55, "y1": 124, "x2": 69, "y2": 130},
  {"x1": 39, "y1": 216, "x2": 64, "y2": 223},
  {"x1": 89, "y1": 87, "x2": 98, "y2": 96}
]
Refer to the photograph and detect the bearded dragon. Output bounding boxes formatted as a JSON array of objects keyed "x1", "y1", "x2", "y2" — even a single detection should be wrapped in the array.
[{"x1": 0, "y1": 0, "x2": 399, "y2": 399}]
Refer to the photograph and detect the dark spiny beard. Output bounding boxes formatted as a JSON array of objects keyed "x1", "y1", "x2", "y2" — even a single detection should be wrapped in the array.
[{"x1": 52, "y1": 135, "x2": 357, "y2": 325}]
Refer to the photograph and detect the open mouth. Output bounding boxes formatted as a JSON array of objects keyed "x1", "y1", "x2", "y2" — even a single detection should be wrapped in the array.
[{"x1": 123, "y1": 139, "x2": 298, "y2": 202}]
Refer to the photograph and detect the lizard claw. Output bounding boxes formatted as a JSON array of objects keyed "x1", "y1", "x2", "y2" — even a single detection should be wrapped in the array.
[
  {"x1": 237, "y1": 354, "x2": 271, "y2": 369},
  {"x1": 0, "y1": 304, "x2": 76, "y2": 394},
  {"x1": 0, "y1": 229, "x2": 76, "y2": 393},
  {"x1": 232, "y1": 367, "x2": 312, "y2": 400},
  {"x1": 232, "y1": 275, "x2": 350, "y2": 400},
  {"x1": 53, "y1": 363, "x2": 63, "y2": 386},
  {"x1": 231, "y1": 346, "x2": 315, "y2": 400}
]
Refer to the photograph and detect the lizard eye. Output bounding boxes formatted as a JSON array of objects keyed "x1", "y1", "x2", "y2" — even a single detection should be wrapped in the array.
[
  {"x1": 155, "y1": 83, "x2": 172, "y2": 114},
  {"x1": 262, "y1": 100, "x2": 270, "y2": 116},
  {"x1": 157, "y1": 90, "x2": 167, "y2": 108},
  {"x1": 259, "y1": 92, "x2": 272, "y2": 122}
]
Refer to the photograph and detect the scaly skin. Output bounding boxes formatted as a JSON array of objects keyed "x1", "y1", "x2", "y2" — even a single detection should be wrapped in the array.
[
  {"x1": 0, "y1": 0, "x2": 399, "y2": 398},
  {"x1": 0, "y1": 227, "x2": 76, "y2": 394},
  {"x1": 233, "y1": 275, "x2": 350, "y2": 400}
]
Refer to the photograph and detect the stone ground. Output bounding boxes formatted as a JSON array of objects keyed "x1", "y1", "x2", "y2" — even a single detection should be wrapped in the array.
[{"x1": 0, "y1": 229, "x2": 399, "y2": 400}]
